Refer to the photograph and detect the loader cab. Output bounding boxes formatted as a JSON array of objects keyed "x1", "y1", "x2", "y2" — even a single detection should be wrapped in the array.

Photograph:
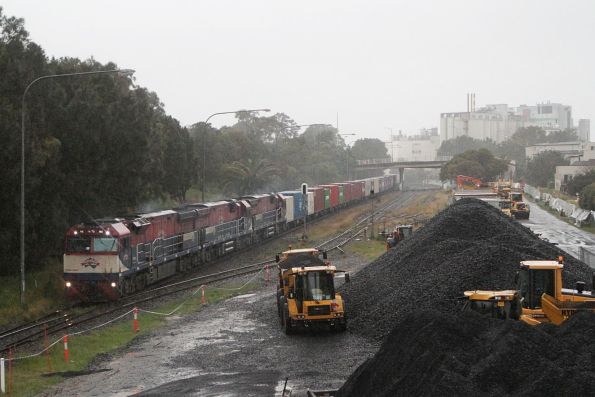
[{"x1": 517, "y1": 261, "x2": 562, "y2": 309}]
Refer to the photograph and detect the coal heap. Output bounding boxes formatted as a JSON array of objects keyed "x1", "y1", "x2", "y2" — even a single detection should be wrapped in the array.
[
  {"x1": 342, "y1": 198, "x2": 594, "y2": 341},
  {"x1": 338, "y1": 310, "x2": 595, "y2": 397},
  {"x1": 337, "y1": 198, "x2": 595, "y2": 396}
]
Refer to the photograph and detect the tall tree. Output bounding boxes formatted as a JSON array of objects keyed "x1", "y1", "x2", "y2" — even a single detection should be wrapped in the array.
[
  {"x1": 350, "y1": 138, "x2": 388, "y2": 160},
  {"x1": 565, "y1": 169, "x2": 595, "y2": 196},
  {"x1": 525, "y1": 151, "x2": 569, "y2": 188},
  {"x1": 223, "y1": 158, "x2": 278, "y2": 196},
  {"x1": 440, "y1": 149, "x2": 508, "y2": 182},
  {"x1": 437, "y1": 136, "x2": 497, "y2": 157}
]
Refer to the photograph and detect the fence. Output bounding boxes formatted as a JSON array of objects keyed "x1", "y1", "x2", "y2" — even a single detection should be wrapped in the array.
[
  {"x1": 524, "y1": 184, "x2": 594, "y2": 226},
  {"x1": 0, "y1": 266, "x2": 270, "y2": 394}
]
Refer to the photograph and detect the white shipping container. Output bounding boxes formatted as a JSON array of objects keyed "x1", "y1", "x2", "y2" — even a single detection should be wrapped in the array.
[
  {"x1": 307, "y1": 192, "x2": 315, "y2": 214},
  {"x1": 373, "y1": 177, "x2": 381, "y2": 194},
  {"x1": 282, "y1": 195, "x2": 294, "y2": 223},
  {"x1": 364, "y1": 179, "x2": 372, "y2": 196}
]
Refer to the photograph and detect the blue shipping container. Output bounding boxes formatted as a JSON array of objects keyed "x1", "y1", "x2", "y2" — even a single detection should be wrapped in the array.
[{"x1": 280, "y1": 191, "x2": 305, "y2": 220}]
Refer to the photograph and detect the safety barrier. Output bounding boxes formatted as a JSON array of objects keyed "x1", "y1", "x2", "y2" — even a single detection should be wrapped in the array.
[
  {"x1": 525, "y1": 184, "x2": 594, "y2": 226},
  {"x1": 0, "y1": 265, "x2": 269, "y2": 394}
]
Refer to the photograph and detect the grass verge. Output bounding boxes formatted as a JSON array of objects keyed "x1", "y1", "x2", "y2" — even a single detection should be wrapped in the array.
[{"x1": 6, "y1": 280, "x2": 259, "y2": 397}]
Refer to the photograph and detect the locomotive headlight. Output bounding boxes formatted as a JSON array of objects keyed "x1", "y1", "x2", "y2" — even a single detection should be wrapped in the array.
[
  {"x1": 65, "y1": 281, "x2": 72, "y2": 288},
  {"x1": 73, "y1": 231, "x2": 78, "y2": 236},
  {"x1": 110, "y1": 282, "x2": 117, "y2": 288},
  {"x1": 106, "y1": 230, "x2": 111, "y2": 236}
]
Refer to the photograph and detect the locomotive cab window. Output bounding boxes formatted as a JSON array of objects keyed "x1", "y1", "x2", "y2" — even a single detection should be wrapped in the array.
[
  {"x1": 93, "y1": 237, "x2": 118, "y2": 253},
  {"x1": 66, "y1": 237, "x2": 91, "y2": 253}
]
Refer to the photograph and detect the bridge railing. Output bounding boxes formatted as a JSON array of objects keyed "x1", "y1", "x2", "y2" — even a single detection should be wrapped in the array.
[{"x1": 355, "y1": 158, "x2": 393, "y2": 165}]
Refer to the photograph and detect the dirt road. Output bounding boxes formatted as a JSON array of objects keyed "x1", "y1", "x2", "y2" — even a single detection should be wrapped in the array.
[{"x1": 41, "y1": 254, "x2": 376, "y2": 397}]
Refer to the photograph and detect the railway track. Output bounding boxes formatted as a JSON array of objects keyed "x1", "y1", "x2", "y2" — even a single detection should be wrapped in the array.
[{"x1": 1, "y1": 189, "x2": 437, "y2": 354}]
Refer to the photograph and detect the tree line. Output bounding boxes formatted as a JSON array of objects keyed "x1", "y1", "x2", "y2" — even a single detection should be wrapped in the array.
[{"x1": 0, "y1": 9, "x2": 388, "y2": 275}]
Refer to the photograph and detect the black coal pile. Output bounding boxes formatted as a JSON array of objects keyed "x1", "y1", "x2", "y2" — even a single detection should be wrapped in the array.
[
  {"x1": 342, "y1": 198, "x2": 593, "y2": 341},
  {"x1": 338, "y1": 309, "x2": 595, "y2": 397}
]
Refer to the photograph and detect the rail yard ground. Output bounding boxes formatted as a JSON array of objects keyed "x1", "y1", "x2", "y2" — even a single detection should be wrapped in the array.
[
  {"x1": 3, "y1": 189, "x2": 445, "y2": 397},
  {"x1": 13, "y1": 189, "x2": 595, "y2": 396}
]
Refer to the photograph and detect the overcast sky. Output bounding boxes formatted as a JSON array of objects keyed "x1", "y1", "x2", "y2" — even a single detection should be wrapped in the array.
[{"x1": 3, "y1": 0, "x2": 594, "y2": 141}]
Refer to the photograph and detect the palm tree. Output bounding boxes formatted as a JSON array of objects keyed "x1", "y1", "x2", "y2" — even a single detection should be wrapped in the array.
[{"x1": 223, "y1": 158, "x2": 278, "y2": 195}]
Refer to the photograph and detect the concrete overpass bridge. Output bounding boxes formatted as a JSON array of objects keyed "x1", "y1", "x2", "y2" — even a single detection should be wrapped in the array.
[{"x1": 354, "y1": 158, "x2": 448, "y2": 189}]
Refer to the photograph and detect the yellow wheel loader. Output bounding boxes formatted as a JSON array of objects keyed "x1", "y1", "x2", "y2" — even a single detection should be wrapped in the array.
[
  {"x1": 275, "y1": 248, "x2": 349, "y2": 334},
  {"x1": 463, "y1": 258, "x2": 595, "y2": 325}
]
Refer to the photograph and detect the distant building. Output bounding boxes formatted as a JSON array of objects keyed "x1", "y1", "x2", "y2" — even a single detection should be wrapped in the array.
[
  {"x1": 385, "y1": 129, "x2": 439, "y2": 162},
  {"x1": 516, "y1": 102, "x2": 573, "y2": 132},
  {"x1": 578, "y1": 119, "x2": 591, "y2": 142},
  {"x1": 440, "y1": 100, "x2": 585, "y2": 144},
  {"x1": 525, "y1": 142, "x2": 582, "y2": 162},
  {"x1": 440, "y1": 105, "x2": 523, "y2": 144}
]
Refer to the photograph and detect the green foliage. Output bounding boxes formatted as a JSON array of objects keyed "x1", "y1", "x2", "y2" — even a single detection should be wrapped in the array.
[
  {"x1": 525, "y1": 151, "x2": 569, "y2": 187},
  {"x1": 350, "y1": 138, "x2": 389, "y2": 160},
  {"x1": 437, "y1": 136, "x2": 498, "y2": 157},
  {"x1": 440, "y1": 149, "x2": 508, "y2": 182},
  {"x1": 565, "y1": 170, "x2": 595, "y2": 196},
  {"x1": 579, "y1": 183, "x2": 595, "y2": 211},
  {"x1": 510, "y1": 126, "x2": 546, "y2": 146},
  {"x1": 223, "y1": 158, "x2": 278, "y2": 196},
  {"x1": 0, "y1": 9, "x2": 193, "y2": 275},
  {"x1": 0, "y1": 8, "x2": 382, "y2": 278}
]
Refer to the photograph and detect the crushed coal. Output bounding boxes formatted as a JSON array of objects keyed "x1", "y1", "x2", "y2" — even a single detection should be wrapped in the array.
[
  {"x1": 337, "y1": 198, "x2": 595, "y2": 396},
  {"x1": 342, "y1": 198, "x2": 593, "y2": 341},
  {"x1": 337, "y1": 310, "x2": 595, "y2": 397}
]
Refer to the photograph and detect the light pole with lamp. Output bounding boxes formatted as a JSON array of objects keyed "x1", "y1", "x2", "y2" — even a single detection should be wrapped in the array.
[
  {"x1": 201, "y1": 108, "x2": 270, "y2": 202},
  {"x1": 20, "y1": 68, "x2": 135, "y2": 306}
]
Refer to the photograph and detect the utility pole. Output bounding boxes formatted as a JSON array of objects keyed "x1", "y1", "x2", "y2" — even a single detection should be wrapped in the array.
[
  {"x1": 301, "y1": 183, "x2": 308, "y2": 240},
  {"x1": 370, "y1": 190, "x2": 375, "y2": 239}
]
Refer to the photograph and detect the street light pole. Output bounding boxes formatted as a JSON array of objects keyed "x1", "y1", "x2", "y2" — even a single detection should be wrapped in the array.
[
  {"x1": 201, "y1": 108, "x2": 270, "y2": 202},
  {"x1": 20, "y1": 68, "x2": 135, "y2": 306}
]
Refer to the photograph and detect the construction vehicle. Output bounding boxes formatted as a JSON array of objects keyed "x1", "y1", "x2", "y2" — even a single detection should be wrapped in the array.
[
  {"x1": 481, "y1": 198, "x2": 513, "y2": 217},
  {"x1": 275, "y1": 248, "x2": 348, "y2": 334},
  {"x1": 509, "y1": 190, "x2": 530, "y2": 219},
  {"x1": 463, "y1": 257, "x2": 595, "y2": 325},
  {"x1": 386, "y1": 224, "x2": 413, "y2": 249},
  {"x1": 456, "y1": 175, "x2": 482, "y2": 190},
  {"x1": 492, "y1": 179, "x2": 512, "y2": 198}
]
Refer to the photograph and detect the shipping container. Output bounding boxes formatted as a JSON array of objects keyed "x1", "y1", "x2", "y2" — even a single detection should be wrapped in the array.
[
  {"x1": 282, "y1": 195, "x2": 294, "y2": 223},
  {"x1": 363, "y1": 179, "x2": 372, "y2": 196},
  {"x1": 320, "y1": 185, "x2": 339, "y2": 208},
  {"x1": 348, "y1": 180, "x2": 364, "y2": 201},
  {"x1": 373, "y1": 177, "x2": 381, "y2": 195},
  {"x1": 308, "y1": 187, "x2": 325, "y2": 215},
  {"x1": 331, "y1": 183, "x2": 346, "y2": 204},
  {"x1": 280, "y1": 191, "x2": 305, "y2": 222},
  {"x1": 307, "y1": 191, "x2": 315, "y2": 215}
]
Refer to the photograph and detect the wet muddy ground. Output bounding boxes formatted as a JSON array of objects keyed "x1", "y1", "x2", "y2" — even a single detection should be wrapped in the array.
[
  {"x1": 40, "y1": 254, "x2": 376, "y2": 397},
  {"x1": 519, "y1": 200, "x2": 595, "y2": 262}
]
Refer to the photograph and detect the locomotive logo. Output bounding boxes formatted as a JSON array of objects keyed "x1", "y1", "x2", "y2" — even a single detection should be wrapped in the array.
[{"x1": 81, "y1": 257, "x2": 100, "y2": 269}]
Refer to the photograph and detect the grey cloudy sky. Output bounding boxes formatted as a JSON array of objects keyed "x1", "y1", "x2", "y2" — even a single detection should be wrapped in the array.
[{"x1": 3, "y1": 0, "x2": 594, "y2": 141}]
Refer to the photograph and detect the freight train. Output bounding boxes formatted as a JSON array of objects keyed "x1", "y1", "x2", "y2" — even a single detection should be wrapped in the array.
[{"x1": 64, "y1": 175, "x2": 397, "y2": 300}]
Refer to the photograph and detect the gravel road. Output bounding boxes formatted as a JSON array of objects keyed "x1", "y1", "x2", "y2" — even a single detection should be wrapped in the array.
[{"x1": 39, "y1": 253, "x2": 377, "y2": 397}]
